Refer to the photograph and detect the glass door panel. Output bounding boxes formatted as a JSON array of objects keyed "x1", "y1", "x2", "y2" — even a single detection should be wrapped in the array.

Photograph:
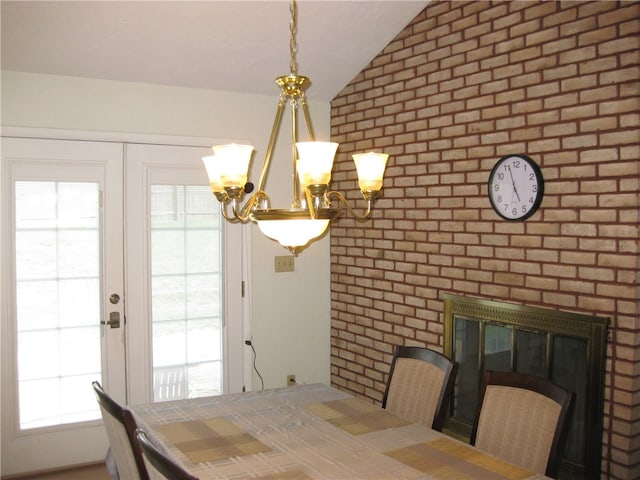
[
  {"x1": 15, "y1": 181, "x2": 102, "y2": 429},
  {"x1": 552, "y1": 335, "x2": 588, "y2": 466},
  {"x1": 483, "y1": 323, "x2": 512, "y2": 371},
  {"x1": 451, "y1": 317, "x2": 479, "y2": 423},
  {"x1": 150, "y1": 184, "x2": 222, "y2": 400},
  {"x1": 516, "y1": 330, "x2": 547, "y2": 377}
]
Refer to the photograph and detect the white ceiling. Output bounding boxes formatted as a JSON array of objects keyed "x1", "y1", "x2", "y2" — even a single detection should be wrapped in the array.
[{"x1": 1, "y1": 1, "x2": 428, "y2": 102}]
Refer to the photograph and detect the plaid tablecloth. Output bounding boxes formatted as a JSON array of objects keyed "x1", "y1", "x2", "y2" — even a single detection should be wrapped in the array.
[{"x1": 130, "y1": 383, "x2": 549, "y2": 480}]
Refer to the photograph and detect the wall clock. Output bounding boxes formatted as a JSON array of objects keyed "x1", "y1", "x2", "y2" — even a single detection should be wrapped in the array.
[{"x1": 488, "y1": 154, "x2": 544, "y2": 221}]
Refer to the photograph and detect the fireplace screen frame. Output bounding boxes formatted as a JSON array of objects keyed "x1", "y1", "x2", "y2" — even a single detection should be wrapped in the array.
[{"x1": 443, "y1": 294, "x2": 608, "y2": 480}]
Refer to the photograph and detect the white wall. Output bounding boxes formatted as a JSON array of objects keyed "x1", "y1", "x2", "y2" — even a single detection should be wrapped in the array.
[{"x1": 1, "y1": 70, "x2": 332, "y2": 390}]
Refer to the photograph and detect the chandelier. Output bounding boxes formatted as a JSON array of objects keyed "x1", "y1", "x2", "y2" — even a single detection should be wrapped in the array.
[{"x1": 203, "y1": 0, "x2": 388, "y2": 254}]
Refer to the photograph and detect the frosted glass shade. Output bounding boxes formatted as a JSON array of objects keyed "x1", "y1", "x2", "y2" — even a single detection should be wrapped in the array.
[
  {"x1": 296, "y1": 141, "x2": 338, "y2": 186},
  {"x1": 352, "y1": 152, "x2": 389, "y2": 192},
  {"x1": 256, "y1": 218, "x2": 330, "y2": 249},
  {"x1": 202, "y1": 155, "x2": 225, "y2": 193},
  {"x1": 212, "y1": 144, "x2": 254, "y2": 189}
]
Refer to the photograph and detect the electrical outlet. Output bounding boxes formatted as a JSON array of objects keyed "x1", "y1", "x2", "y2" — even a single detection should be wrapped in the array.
[
  {"x1": 287, "y1": 374, "x2": 296, "y2": 386},
  {"x1": 275, "y1": 255, "x2": 295, "y2": 272}
]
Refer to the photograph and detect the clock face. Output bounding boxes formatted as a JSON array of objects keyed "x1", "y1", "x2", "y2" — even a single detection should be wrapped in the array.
[{"x1": 488, "y1": 154, "x2": 544, "y2": 221}]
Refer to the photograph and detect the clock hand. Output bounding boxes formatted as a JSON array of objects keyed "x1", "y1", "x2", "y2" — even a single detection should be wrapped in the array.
[{"x1": 507, "y1": 165, "x2": 521, "y2": 202}]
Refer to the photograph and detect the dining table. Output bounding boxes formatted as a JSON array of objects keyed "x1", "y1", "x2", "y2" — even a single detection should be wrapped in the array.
[{"x1": 129, "y1": 382, "x2": 549, "y2": 480}]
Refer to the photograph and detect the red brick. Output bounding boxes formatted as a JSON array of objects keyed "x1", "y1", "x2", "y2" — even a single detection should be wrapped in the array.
[{"x1": 330, "y1": 3, "x2": 639, "y2": 478}]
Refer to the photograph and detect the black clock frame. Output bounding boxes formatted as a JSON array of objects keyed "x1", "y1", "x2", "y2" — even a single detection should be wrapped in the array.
[{"x1": 488, "y1": 154, "x2": 544, "y2": 222}]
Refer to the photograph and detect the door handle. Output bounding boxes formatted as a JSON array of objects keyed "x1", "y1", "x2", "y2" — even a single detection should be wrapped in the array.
[{"x1": 101, "y1": 311, "x2": 121, "y2": 328}]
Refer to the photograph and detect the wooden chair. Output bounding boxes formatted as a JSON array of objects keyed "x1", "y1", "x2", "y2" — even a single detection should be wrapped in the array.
[
  {"x1": 92, "y1": 381, "x2": 149, "y2": 480},
  {"x1": 381, "y1": 346, "x2": 457, "y2": 431},
  {"x1": 135, "y1": 428, "x2": 199, "y2": 480},
  {"x1": 470, "y1": 370, "x2": 574, "y2": 478}
]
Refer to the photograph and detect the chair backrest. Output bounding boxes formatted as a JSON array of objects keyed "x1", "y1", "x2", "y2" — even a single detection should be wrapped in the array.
[
  {"x1": 92, "y1": 381, "x2": 149, "y2": 480},
  {"x1": 381, "y1": 346, "x2": 457, "y2": 431},
  {"x1": 135, "y1": 428, "x2": 199, "y2": 480},
  {"x1": 470, "y1": 371, "x2": 574, "y2": 478}
]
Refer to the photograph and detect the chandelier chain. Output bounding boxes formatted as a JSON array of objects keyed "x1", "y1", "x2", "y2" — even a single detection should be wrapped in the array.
[{"x1": 289, "y1": 0, "x2": 298, "y2": 75}]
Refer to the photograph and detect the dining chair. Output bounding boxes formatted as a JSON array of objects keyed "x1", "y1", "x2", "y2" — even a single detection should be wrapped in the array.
[
  {"x1": 135, "y1": 428, "x2": 199, "y2": 480},
  {"x1": 381, "y1": 345, "x2": 457, "y2": 431},
  {"x1": 470, "y1": 370, "x2": 575, "y2": 478},
  {"x1": 92, "y1": 381, "x2": 150, "y2": 480}
]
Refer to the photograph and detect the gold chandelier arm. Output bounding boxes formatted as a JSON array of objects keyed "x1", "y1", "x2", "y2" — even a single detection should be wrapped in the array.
[
  {"x1": 220, "y1": 197, "x2": 253, "y2": 222},
  {"x1": 258, "y1": 96, "x2": 287, "y2": 192},
  {"x1": 290, "y1": 99, "x2": 302, "y2": 208},
  {"x1": 218, "y1": 191, "x2": 271, "y2": 222},
  {"x1": 219, "y1": 201, "x2": 239, "y2": 222},
  {"x1": 237, "y1": 190, "x2": 270, "y2": 220},
  {"x1": 213, "y1": 191, "x2": 243, "y2": 223},
  {"x1": 300, "y1": 97, "x2": 315, "y2": 141},
  {"x1": 325, "y1": 190, "x2": 374, "y2": 222},
  {"x1": 229, "y1": 197, "x2": 251, "y2": 222}
]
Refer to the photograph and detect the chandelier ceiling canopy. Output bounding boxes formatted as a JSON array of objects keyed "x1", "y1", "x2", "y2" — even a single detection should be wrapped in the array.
[{"x1": 203, "y1": 0, "x2": 388, "y2": 254}]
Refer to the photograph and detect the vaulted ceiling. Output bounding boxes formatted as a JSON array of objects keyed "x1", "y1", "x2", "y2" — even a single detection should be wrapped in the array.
[{"x1": 2, "y1": 1, "x2": 428, "y2": 102}]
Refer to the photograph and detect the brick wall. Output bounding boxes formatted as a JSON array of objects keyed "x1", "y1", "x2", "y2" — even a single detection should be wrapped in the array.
[{"x1": 329, "y1": 1, "x2": 639, "y2": 479}]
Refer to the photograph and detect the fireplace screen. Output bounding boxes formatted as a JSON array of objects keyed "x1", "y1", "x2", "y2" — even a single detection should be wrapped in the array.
[{"x1": 443, "y1": 294, "x2": 608, "y2": 480}]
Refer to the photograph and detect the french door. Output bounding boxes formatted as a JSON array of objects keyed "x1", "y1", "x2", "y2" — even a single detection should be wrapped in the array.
[
  {"x1": 1, "y1": 137, "x2": 245, "y2": 476},
  {"x1": 124, "y1": 143, "x2": 245, "y2": 406}
]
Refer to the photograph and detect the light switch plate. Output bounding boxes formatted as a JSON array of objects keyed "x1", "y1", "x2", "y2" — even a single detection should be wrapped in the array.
[{"x1": 274, "y1": 255, "x2": 295, "y2": 272}]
